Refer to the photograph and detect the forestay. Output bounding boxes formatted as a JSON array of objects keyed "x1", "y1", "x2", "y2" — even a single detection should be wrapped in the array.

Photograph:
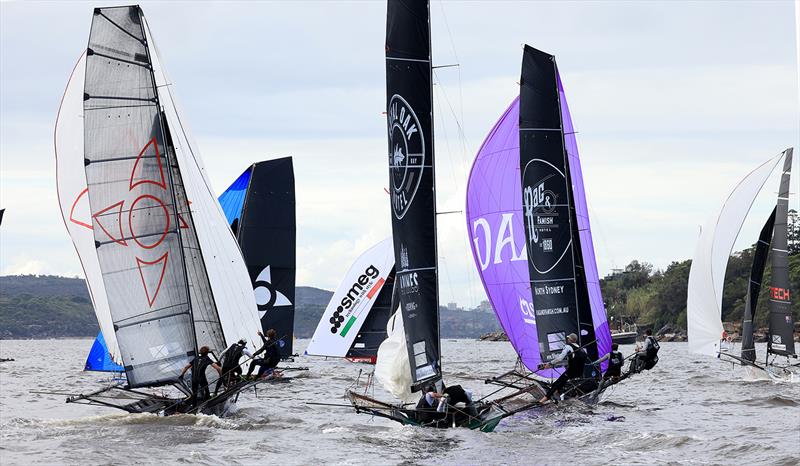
[
  {"x1": 687, "y1": 153, "x2": 785, "y2": 357},
  {"x1": 306, "y1": 238, "x2": 395, "y2": 358}
]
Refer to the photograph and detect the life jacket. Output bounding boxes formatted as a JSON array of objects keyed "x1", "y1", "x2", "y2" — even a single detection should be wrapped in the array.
[
  {"x1": 609, "y1": 351, "x2": 624, "y2": 368},
  {"x1": 643, "y1": 336, "x2": 660, "y2": 370},
  {"x1": 566, "y1": 343, "x2": 587, "y2": 377},
  {"x1": 192, "y1": 355, "x2": 212, "y2": 384},
  {"x1": 222, "y1": 343, "x2": 245, "y2": 369}
]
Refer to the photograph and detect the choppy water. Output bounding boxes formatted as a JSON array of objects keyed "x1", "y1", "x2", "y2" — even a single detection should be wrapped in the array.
[{"x1": 0, "y1": 339, "x2": 798, "y2": 465}]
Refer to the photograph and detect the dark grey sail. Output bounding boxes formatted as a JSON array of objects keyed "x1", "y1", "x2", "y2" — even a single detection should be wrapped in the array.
[
  {"x1": 767, "y1": 149, "x2": 795, "y2": 358},
  {"x1": 518, "y1": 45, "x2": 597, "y2": 363},
  {"x1": 386, "y1": 0, "x2": 441, "y2": 388},
  {"x1": 740, "y1": 209, "x2": 776, "y2": 363},
  {"x1": 83, "y1": 5, "x2": 225, "y2": 388}
]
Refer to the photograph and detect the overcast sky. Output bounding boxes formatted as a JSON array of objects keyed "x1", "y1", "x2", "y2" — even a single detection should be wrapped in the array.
[{"x1": 1, "y1": 1, "x2": 798, "y2": 307}]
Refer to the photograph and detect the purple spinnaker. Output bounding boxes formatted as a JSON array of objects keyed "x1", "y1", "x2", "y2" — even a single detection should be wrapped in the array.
[
  {"x1": 558, "y1": 73, "x2": 612, "y2": 368},
  {"x1": 466, "y1": 97, "x2": 558, "y2": 378},
  {"x1": 466, "y1": 73, "x2": 611, "y2": 375}
]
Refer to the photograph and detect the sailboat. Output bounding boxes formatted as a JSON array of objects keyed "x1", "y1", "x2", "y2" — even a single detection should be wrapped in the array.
[
  {"x1": 467, "y1": 45, "x2": 620, "y2": 403},
  {"x1": 54, "y1": 5, "x2": 263, "y2": 414},
  {"x1": 305, "y1": 238, "x2": 395, "y2": 364},
  {"x1": 687, "y1": 149, "x2": 798, "y2": 382},
  {"x1": 344, "y1": 0, "x2": 531, "y2": 432},
  {"x1": 217, "y1": 158, "x2": 297, "y2": 359}
]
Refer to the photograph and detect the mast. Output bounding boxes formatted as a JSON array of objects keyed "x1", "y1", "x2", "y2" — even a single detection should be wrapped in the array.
[
  {"x1": 386, "y1": 0, "x2": 441, "y2": 389},
  {"x1": 741, "y1": 209, "x2": 776, "y2": 363},
  {"x1": 767, "y1": 149, "x2": 795, "y2": 358}
]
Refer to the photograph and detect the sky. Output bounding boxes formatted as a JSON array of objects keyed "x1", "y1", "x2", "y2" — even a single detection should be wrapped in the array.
[{"x1": 1, "y1": 1, "x2": 798, "y2": 308}]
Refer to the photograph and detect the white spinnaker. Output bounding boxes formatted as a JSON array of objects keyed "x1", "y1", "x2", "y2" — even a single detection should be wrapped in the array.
[
  {"x1": 144, "y1": 21, "x2": 262, "y2": 349},
  {"x1": 54, "y1": 52, "x2": 121, "y2": 364},
  {"x1": 374, "y1": 311, "x2": 415, "y2": 402},
  {"x1": 306, "y1": 238, "x2": 395, "y2": 357},
  {"x1": 687, "y1": 154, "x2": 785, "y2": 356}
]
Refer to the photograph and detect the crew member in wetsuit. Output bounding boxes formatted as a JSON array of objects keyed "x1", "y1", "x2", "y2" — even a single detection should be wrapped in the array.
[
  {"x1": 630, "y1": 329, "x2": 660, "y2": 373},
  {"x1": 245, "y1": 329, "x2": 282, "y2": 379},
  {"x1": 179, "y1": 346, "x2": 222, "y2": 407},
  {"x1": 214, "y1": 339, "x2": 253, "y2": 395},
  {"x1": 537, "y1": 333, "x2": 587, "y2": 403},
  {"x1": 595, "y1": 343, "x2": 625, "y2": 379}
]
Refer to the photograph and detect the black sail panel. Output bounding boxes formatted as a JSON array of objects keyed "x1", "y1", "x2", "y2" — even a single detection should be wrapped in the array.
[
  {"x1": 346, "y1": 269, "x2": 395, "y2": 360},
  {"x1": 741, "y1": 209, "x2": 776, "y2": 363},
  {"x1": 519, "y1": 45, "x2": 583, "y2": 362},
  {"x1": 767, "y1": 149, "x2": 795, "y2": 357},
  {"x1": 386, "y1": 0, "x2": 441, "y2": 387},
  {"x1": 237, "y1": 158, "x2": 297, "y2": 357}
]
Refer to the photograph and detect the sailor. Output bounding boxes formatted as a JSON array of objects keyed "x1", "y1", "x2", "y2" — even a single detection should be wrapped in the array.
[
  {"x1": 537, "y1": 333, "x2": 587, "y2": 403},
  {"x1": 415, "y1": 384, "x2": 443, "y2": 424},
  {"x1": 214, "y1": 339, "x2": 253, "y2": 395},
  {"x1": 245, "y1": 329, "x2": 282, "y2": 379},
  {"x1": 179, "y1": 346, "x2": 222, "y2": 407},
  {"x1": 596, "y1": 343, "x2": 625, "y2": 379},
  {"x1": 630, "y1": 329, "x2": 660, "y2": 373}
]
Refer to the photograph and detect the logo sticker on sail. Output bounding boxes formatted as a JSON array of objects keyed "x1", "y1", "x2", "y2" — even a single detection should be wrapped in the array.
[
  {"x1": 253, "y1": 265, "x2": 292, "y2": 317},
  {"x1": 388, "y1": 94, "x2": 424, "y2": 219},
  {"x1": 521, "y1": 159, "x2": 571, "y2": 275}
]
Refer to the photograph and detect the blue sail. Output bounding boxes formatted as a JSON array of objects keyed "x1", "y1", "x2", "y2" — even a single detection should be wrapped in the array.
[
  {"x1": 218, "y1": 166, "x2": 253, "y2": 229},
  {"x1": 85, "y1": 331, "x2": 124, "y2": 372}
]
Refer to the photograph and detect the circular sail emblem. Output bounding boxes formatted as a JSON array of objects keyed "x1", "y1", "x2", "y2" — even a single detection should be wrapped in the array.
[
  {"x1": 521, "y1": 158, "x2": 572, "y2": 275},
  {"x1": 388, "y1": 94, "x2": 424, "y2": 219}
]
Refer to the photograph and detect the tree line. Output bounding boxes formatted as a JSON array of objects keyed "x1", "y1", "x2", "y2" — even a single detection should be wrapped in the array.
[{"x1": 600, "y1": 210, "x2": 800, "y2": 331}]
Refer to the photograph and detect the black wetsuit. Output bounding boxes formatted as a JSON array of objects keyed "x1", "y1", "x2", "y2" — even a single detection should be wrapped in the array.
[
  {"x1": 215, "y1": 343, "x2": 246, "y2": 394},
  {"x1": 190, "y1": 354, "x2": 213, "y2": 406},
  {"x1": 606, "y1": 350, "x2": 624, "y2": 378},
  {"x1": 247, "y1": 335, "x2": 281, "y2": 378},
  {"x1": 544, "y1": 343, "x2": 587, "y2": 399},
  {"x1": 631, "y1": 336, "x2": 660, "y2": 373}
]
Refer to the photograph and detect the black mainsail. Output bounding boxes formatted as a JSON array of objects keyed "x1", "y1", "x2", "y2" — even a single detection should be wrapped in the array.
[
  {"x1": 740, "y1": 209, "x2": 776, "y2": 363},
  {"x1": 386, "y1": 0, "x2": 440, "y2": 387},
  {"x1": 767, "y1": 150, "x2": 795, "y2": 358},
  {"x1": 234, "y1": 158, "x2": 297, "y2": 358},
  {"x1": 518, "y1": 45, "x2": 598, "y2": 363}
]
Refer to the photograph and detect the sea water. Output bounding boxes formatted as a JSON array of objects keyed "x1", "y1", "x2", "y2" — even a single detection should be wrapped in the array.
[{"x1": 1, "y1": 339, "x2": 798, "y2": 465}]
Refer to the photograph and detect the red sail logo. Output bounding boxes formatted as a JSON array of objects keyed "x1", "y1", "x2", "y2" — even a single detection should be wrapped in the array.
[{"x1": 770, "y1": 287, "x2": 790, "y2": 301}]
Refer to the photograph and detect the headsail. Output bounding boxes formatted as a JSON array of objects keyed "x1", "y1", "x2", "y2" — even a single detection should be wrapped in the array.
[
  {"x1": 741, "y1": 209, "x2": 776, "y2": 363},
  {"x1": 144, "y1": 16, "x2": 262, "y2": 351},
  {"x1": 767, "y1": 150, "x2": 795, "y2": 357},
  {"x1": 306, "y1": 238, "x2": 394, "y2": 359},
  {"x1": 517, "y1": 45, "x2": 600, "y2": 364},
  {"x1": 55, "y1": 51, "x2": 121, "y2": 364},
  {"x1": 385, "y1": 0, "x2": 440, "y2": 388},
  {"x1": 687, "y1": 153, "x2": 785, "y2": 356}
]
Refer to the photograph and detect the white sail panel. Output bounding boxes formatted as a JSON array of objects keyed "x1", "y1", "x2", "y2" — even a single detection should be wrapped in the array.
[
  {"x1": 374, "y1": 311, "x2": 415, "y2": 402},
  {"x1": 306, "y1": 238, "x2": 394, "y2": 358},
  {"x1": 144, "y1": 20, "x2": 262, "y2": 349},
  {"x1": 54, "y1": 52, "x2": 121, "y2": 365},
  {"x1": 687, "y1": 154, "x2": 784, "y2": 356}
]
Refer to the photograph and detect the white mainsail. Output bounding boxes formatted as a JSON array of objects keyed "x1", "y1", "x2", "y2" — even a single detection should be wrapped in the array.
[
  {"x1": 687, "y1": 154, "x2": 785, "y2": 356},
  {"x1": 54, "y1": 52, "x2": 121, "y2": 364},
  {"x1": 306, "y1": 238, "x2": 395, "y2": 358}
]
